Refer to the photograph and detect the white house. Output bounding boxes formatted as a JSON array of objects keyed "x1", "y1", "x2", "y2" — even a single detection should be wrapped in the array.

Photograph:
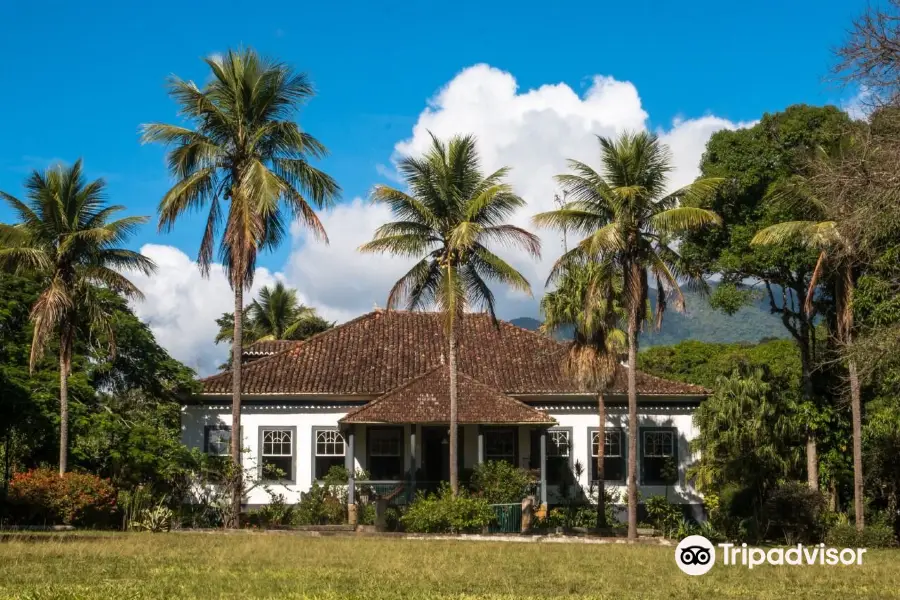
[{"x1": 182, "y1": 309, "x2": 708, "y2": 517}]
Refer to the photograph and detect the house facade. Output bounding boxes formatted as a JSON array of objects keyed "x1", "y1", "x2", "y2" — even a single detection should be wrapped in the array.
[{"x1": 183, "y1": 309, "x2": 707, "y2": 516}]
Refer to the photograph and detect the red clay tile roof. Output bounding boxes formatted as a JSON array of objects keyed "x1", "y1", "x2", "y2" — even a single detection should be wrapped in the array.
[
  {"x1": 198, "y1": 310, "x2": 708, "y2": 397},
  {"x1": 340, "y1": 366, "x2": 555, "y2": 425},
  {"x1": 243, "y1": 340, "x2": 302, "y2": 357}
]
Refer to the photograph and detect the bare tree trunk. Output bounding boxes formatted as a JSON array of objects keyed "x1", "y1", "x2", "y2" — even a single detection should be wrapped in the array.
[
  {"x1": 626, "y1": 311, "x2": 638, "y2": 541},
  {"x1": 448, "y1": 325, "x2": 459, "y2": 497},
  {"x1": 806, "y1": 435, "x2": 818, "y2": 491},
  {"x1": 842, "y1": 266, "x2": 864, "y2": 530},
  {"x1": 230, "y1": 285, "x2": 244, "y2": 528},
  {"x1": 58, "y1": 348, "x2": 69, "y2": 476},
  {"x1": 849, "y1": 357, "x2": 864, "y2": 530},
  {"x1": 596, "y1": 392, "x2": 606, "y2": 529},
  {"x1": 798, "y1": 324, "x2": 819, "y2": 491}
]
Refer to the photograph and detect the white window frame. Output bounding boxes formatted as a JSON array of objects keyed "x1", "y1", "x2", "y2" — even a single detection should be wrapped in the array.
[
  {"x1": 259, "y1": 427, "x2": 296, "y2": 483},
  {"x1": 315, "y1": 429, "x2": 346, "y2": 457},
  {"x1": 642, "y1": 430, "x2": 675, "y2": 458},
  {"x1": 547, "y1": 429, "x2": 571, "y2": 458}
]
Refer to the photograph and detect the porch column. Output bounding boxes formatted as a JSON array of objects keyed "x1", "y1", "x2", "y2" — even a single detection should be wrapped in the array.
[
  {"x1": 409, "y1": 426, "x2": 417, "y2": 497},
  {"x1": 346, "y1": 428, "x2": 356, "y2": 506},
  {"x1": 477, "y1": 429, "x2": 484, "y2": 464},
  {"x1": 539, "y1": 429, "x2": 547, "y2": 507}
]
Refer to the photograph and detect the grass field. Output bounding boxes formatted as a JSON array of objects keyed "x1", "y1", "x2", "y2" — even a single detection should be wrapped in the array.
[{"x1": 1, "y1": 533, "x2": 899, "y2": 599}]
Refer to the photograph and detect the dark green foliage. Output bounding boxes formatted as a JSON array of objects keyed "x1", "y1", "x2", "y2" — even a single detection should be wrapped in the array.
[
  {"x1": 246, "y1": 492, "x2": 294, "y2": 529},
  {"x1": 764, "y1": 482, "x2": 828, "y2": 544},
  {"x1": 469, "y1": 460, "x2": 534, "y2": 504},
  {"x1": 0, "y1": 270, "x2": 198, "y2": 499},
  {"x1": 401, "y1": 484, "x2": 495, "y2": 533},
  {"x1": 292, "y1": 483, "x2": 346, "y2": 526},
  {"x1": 826, "y1": 524, "x2": 897, "y2": 548},
  {"x1": 644, "y1": 495, "x2": 682, "y2": 537},
  {"x1": 539, "y1": 505, "x2": 598, "y2": 530},
  {"x1": 639, "y1": 338, "x2": 801, "y2": 391}
]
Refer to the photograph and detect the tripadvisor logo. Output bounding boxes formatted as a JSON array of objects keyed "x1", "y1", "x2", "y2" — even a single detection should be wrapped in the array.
[
  {"x1": 676, "y1": 535, "x2": 716, "y2": 575},
  {"x1": 675, "y1": 535, "x2": 868, "y2": 575}
]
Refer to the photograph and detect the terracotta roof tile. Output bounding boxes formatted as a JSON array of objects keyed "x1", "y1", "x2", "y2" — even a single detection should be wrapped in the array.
[
  {"x1": 340, "y1": 366, "x2": 555, "y2": 424},
  {"x1": 199, "y1": 310, "x2": 708, "y2": 397},
  {"x1": 242, "y1": 340, "x2": 302, "y2": 357}
]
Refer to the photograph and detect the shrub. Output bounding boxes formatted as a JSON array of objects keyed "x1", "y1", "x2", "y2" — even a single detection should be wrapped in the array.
[
  {"x1": 359, "y1": 503, "x2": 376, "y2": 526},
  {"x1": 247, "y1": 492, "x2": 295, "y2": 529},
  {"x1": 134, "y1": 503, "x2": 174, "y2": 532},
  {"x1": 469, "y1": 461, "x2": 534, "y2": 504},
  {"x1": 826, "y1": 524, "x2": 897, "y2": 548},
  {"x1": 716, "y1": 483, "x2": 762, "y2": 542},
  {"x1": 401, "y1": 484, "x2": 495, "y2": 533},
  {"x1": 292, "y1": 483, "x2": 346, "y2": 526},
  {"x1": 321, "y1": 465, "x2": 370, "y2": 488},
  {"x1": 764, "y1": 482, "x2": 827, "y2": 544},
  {"x1": 645, "y1": 495, "x2": 682, "y2": 537},
  {"x1": 7, "y1": 468, "x2": 117, "y2": 527}
]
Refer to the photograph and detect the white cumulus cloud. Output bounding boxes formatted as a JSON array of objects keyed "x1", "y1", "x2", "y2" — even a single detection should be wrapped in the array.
[
  {"x1": 286, "y1": 64, "x2": 751, "y2": 322},
  {"x1": 134, "y1": 65, "x2": 751, "y2": 374},
  {"x1": 126, "y1": 244, "x2": 277, "y2": 376}
]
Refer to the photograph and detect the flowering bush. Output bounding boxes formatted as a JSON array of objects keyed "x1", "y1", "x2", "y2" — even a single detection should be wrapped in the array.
[
  {"x1": 7, "y1": 468, "x2": 117, "y2": 527},
  {"x1": 401, "y1": 484, "x2": 495, "y2": 533}
]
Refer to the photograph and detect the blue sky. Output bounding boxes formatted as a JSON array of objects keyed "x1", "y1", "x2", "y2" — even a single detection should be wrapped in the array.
[{"x1": 0, "y1": 0, "x2": 868, "y2": 373}]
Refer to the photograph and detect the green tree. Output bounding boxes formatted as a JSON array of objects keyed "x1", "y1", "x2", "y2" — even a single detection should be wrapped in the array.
[
  {"x1": 691, "y1": 369, "x2": 802, "y2": 535},
  {"x1": 680, "y1": 105, "x2": 852, "y2": 490},
  {"x1": 214, "y1": 282, "x2": 332, "y2": 346},
  {"x1": 752, "y1": 146, "x2": 867, "y2": 529},
  {"x1": 540, "y1": 259, "x2": 625, "y2": 527},
  {"x1": 533, "y1": 131, "x2": 721, "y2": 539},
  {"x1": 142, "y1": 48, "x2": 340, "y2": 525},
  {"x1": 360, "y1": 133, "x2": 540, "y2": 495},
  {"x1": 0, "y1": 161, "x2": 155, "y2": 475}
]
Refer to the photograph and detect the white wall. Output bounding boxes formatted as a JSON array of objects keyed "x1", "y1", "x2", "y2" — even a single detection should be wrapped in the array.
[
  {"x1": 182, "y1": 404, "x2": 361, "y2": 505},
  {"x1": 544, "y1": 404, "x2": 702, "y2": 505},
  {"x1": 182, "y1": 402, "x2": 702, "y2": 506}
]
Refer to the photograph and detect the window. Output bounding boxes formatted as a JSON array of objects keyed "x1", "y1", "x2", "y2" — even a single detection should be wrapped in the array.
[
  {"x1": 368, "y1": 427, "x2": 403, "y2": 480},
  {"x1": 260, "y1": 428, "x2": 295, "y2": 482},
  {"x1": 314, "y1": 428, "x2": 346, "y2": 480},
  {"x1": 546, "y1": 429, "x2": 572, "y2": 485},
  {"x1": 484, "y1": 428, "x2": 517, "y2": 464},
  {"x1": 590, "y1": 429, "x2": 625, "y2": 482},
  {"x1": 204, "y1": 426, "x2": 231, "y2": 456},
  {"x1": 641, "y1": 428, "x2": 677, "y2": 485}
]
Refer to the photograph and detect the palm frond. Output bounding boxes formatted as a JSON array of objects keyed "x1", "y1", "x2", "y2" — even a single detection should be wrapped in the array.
[{"x1": 651, "y1": 206, "x2": 722, "y2": 234}]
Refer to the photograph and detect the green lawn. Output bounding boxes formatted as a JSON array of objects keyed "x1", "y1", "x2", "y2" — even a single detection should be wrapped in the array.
[{"x1": 1, "y1": 533, "x2": 898, "y2": 599}]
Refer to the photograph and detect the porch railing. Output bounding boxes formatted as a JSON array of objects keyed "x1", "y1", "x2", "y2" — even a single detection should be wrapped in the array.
[
  {"x1": 351, "y1": 480, "x2": 541, "y2": 508},
  {"x1": 353, "y1": 480, "x2": 445, "y2": 506}
]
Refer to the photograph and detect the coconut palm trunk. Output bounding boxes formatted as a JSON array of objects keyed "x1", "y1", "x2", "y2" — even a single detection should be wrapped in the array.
[
  {"x1": 230, "y1": 283, "x2": 244, "y2": 528},
  {"x1": 448, "y1": 324, "x2": 459, "y2": 496},
  {"x1": 596, "y1": 392, "x2": 606, "y2": 528},
  {"x1": 58, "y1": 341, "x2": 71, "y2": 476},
  {"x1": 626, "y1": 308, "x2": 639, "y2": 541}
]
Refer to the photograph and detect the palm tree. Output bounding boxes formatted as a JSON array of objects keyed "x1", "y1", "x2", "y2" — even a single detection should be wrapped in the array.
[
  {"x1": 359, "y1": 133, "x2": 541, "y2": 495},
  {"x1": 752, "y1": 173, "x2": 865, "y2": 529},
  {"x1": 0, "y1": 160, "x2": 155, "y2": 475},
  {"x1": 540, "y1": 259, "x2": 625, "y2": 527},
  {"x1": 533, "y1": 131, "x2": 722, "y2": 539},
  {"x1": 142, "y1": 48, "x2": 340, "y2": 526},
  {"x1": 214, "y1": 282, "x2": 333, "y2": 347}
]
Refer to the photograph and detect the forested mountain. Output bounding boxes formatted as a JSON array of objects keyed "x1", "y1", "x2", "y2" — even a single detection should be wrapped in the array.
[{"x1": 512, "y1": 285, "x2": 789, "y2": 347}]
